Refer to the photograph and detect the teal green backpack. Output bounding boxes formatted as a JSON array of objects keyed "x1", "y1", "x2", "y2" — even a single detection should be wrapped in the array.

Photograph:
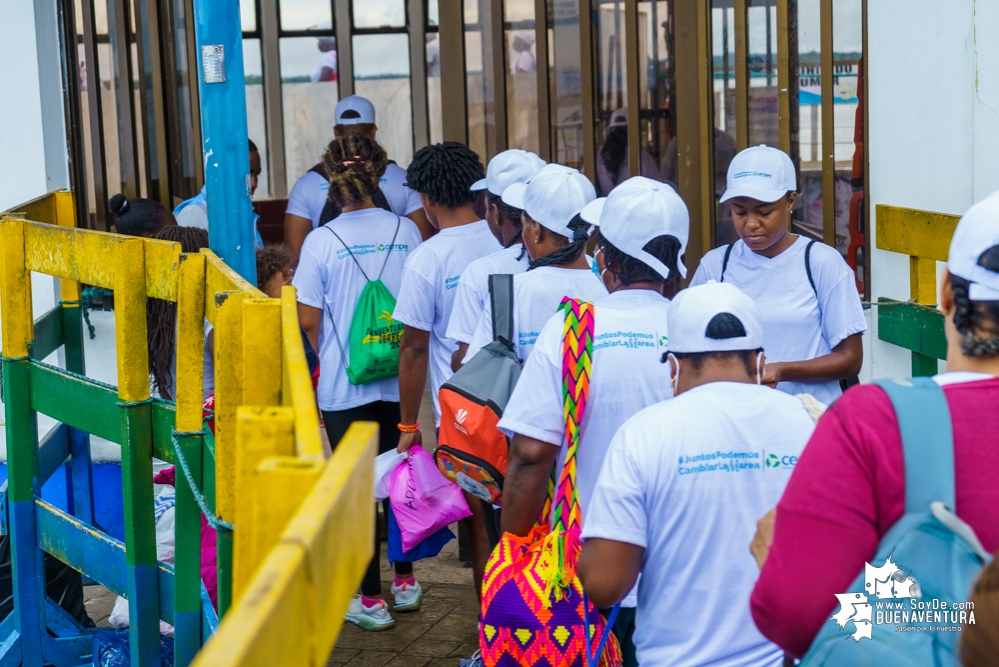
[{"x1": 324, "y1": 218, "x2": 404, "y2": 385}]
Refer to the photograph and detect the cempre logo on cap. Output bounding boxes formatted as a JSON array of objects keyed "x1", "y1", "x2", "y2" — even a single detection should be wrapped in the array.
[
  {"x1": 335, "y1": 95, "x2": 376, "y2": 126},
  {"x1": 720, "y1": 145, "x2": 796, "y2": 204}
]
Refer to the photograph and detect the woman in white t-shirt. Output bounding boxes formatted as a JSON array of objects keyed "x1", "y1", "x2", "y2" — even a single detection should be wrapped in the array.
[
  {"x1": 498, "y1": 177, "x2": 689, "y2": 667},
  {"x1": 463, "y1": 164, "x2": 607, "y2": 363},
  {"x1": 690, "y1": 145, "x2": 866, "y2": 405},
  {"x1": 293, "y1": 132, "x2": 423, "y2": 633}
]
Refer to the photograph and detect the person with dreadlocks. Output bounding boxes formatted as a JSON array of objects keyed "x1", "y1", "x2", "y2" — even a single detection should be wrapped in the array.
[
  {"x1": 447, "y1": 149, "x2": 545, "y2": 371},
  {"x1": 292, "y1": 131, "x2": 423, "y2": 632},
  {"x1": 496, "y1": 177, "x2": 688, "y2": 666},
  {"x1": 462, "y1": 163, "x2": 606, "y2": 364},
  {"x1": 146, "y1": 226, "x2": 211, "y2": 401},
  {"x1": 750, "y1": 191, "x2": 999, "y2": 660}
]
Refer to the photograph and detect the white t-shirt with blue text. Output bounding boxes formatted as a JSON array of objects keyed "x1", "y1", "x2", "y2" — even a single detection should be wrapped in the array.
[
  {"x1": 286, "y1": 162, "x2": 423, "y2": 229},
  {"x1": 392, "y1": 220, "x2": 501, "y2": 425},
  {"x1": 463, "y1": 266, "x2": 607, "y2": 363},
  {"x1": 498, "y1": 289, "x2": 672, "y2": 606},
  {"x1": 293, "y1": 208, "x2": 422, "y2": 411},
  {"x1": 446, "y1": 244, "x2": 529, "y2": 344},
  {"x1": 690, "y1": 236, "x2": 866, "y2": 405},
  {"x1": 582, "y1": 382, "x2": 815, "y2": 667}
]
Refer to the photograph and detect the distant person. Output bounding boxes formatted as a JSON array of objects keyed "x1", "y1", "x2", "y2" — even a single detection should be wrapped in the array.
[
  {"x1": 426, "y1": 34, "x2": 440, "y2": 77},
  {"x1": 109, "y1": 194, "x2": 176, "y2": 238},
  {"x1": 690, "y1": 145, "x2": 866, "y2": 406},
  {"x1": 284, "y1": 95, "x2": 431, "y2": 259},
  {"x1": 751, "y1": 191, "x2": 999, "y2": 659},
  {"x1": 174, "y1": 139, "x2": 264, "y2": 248},
  {"x1": 578, "y1": 281, "x2": 815, "y2": 667},
  {"x1": 510, "y1": 33, "x2": 535, "y2": 73},
  {"x1": 596, "y1": 109, "x2": 662, "y2": 196},
  {"x1": 310, "y1": 30, "x2": 337, "y2": 83}
]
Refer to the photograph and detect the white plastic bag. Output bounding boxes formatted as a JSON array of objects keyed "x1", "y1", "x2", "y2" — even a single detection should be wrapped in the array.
[
  {"x1": 375, "y1": 449, "x2": 406, "y2": 501},
  {"x1": 109, "y1": 487, "x2": 176, "y2": 637}
]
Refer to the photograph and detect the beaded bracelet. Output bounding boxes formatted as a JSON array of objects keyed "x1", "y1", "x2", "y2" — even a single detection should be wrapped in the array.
[{"x1": 397, "y1": 422, "x2": 420, "y2": 433}]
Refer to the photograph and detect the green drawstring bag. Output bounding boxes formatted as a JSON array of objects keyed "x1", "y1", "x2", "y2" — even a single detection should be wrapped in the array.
[{"x1": 324, "y1": 217, "x2": 404, "y2": 385}]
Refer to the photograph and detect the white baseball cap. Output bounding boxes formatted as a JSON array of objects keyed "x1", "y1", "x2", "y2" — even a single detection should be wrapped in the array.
[
  {"x1": 719, "y1": 144, "x2": 796, "y2": 204},
  {"x1": 502, "y1": 164, "x2": 596, "y2": 238},
  {"x1": 580, "y1": 176, "x2": 690, "y2": 279},
  {"x1": 606, "y1": 108, "x2": 628, "y2": 136},
  {"x1": 949, "y1": 191, "x2": 999, "y2": 301},
  {"x1": 667, "y1": 281, "x2": 764, "y2": 354},
  {"x1": 471, "y1": 149, "x2": 545, "y2": 196},
  {"x1": 335, "y1": 95, "x2": 376, "y2": 126}
]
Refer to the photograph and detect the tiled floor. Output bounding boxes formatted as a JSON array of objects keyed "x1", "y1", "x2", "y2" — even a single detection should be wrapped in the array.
[{"x1": 327, "y1": 580, "x2": 480, "y2": 667}]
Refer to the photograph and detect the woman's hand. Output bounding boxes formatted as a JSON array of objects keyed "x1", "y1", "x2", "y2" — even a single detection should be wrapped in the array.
[
  {"x1": 760, "y1": 362, "x2": 785, "y2": 388},
  {"x1": 397, "y1": 429, "x2": 422, "y2": 453},
  {"x1": 750, "y1": 508, "x2": 777, "y2": 569}
]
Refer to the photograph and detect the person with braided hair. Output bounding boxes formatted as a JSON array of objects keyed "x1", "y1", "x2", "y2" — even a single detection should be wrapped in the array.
[
  {"x1": 293, "y1": 132, "x2": 423, "y2": 632},
  {"x1": 447, "y1": 149, "x2": 545, "y2": 371},
  {"x1": 284, "y1": 96, "x2": 431, "y2": 259},
  {"x1": 499, "y1": 177, "x2": 689, "y2": 666},
  {"x1": 462, "y1": 164, "x2": 606, "y2": 364},
  {"x1": 146, "y1": 226, "x2": 210, "y2": 401},
  {"x1": 750, "y1": 192, "x2": 999, "y2": 659}
]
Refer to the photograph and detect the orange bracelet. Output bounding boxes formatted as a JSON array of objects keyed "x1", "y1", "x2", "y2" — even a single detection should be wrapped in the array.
[{"x1": 397, "y1": 423, "x2": 420, "y2": 433}]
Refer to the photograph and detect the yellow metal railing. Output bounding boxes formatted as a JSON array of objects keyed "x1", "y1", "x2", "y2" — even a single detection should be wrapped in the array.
[
  {"x1": 0, "y1": 190, "x2": 373, "y2": 666},
  {"x1": 875, "y1": 204, "x2": 960, "y2": 376}
]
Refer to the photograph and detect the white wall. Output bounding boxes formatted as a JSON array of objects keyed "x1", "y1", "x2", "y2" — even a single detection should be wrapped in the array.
[
  {"x1": 866, "y1": 0, "x2": 999, "y2": 379},
  {"x1": 0, "y1": 0, "x2": 68, "y2": 211},
  {"x1": 0, "y1": 1, "x2": 51, "y2": 211}
]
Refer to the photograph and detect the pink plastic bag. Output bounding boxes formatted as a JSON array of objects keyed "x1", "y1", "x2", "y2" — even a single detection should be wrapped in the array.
[{"x1": 390, "y1": 447, "x2": 472, "y2": 551}]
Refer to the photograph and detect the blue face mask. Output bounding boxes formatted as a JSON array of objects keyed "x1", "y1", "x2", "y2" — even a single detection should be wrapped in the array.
[{"x1": 592, "y1": 246, "x2": 603, "y2": 276}]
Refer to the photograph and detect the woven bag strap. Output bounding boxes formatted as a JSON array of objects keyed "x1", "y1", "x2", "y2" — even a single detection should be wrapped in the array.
[{"x1": 548, "y1": 297, "x2": 595, "y2": 533}]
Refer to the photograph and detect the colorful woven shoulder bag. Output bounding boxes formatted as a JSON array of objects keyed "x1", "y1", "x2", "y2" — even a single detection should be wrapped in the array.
[{"x1": 478, "y1": 298, "x2": 623, "y2": 667}]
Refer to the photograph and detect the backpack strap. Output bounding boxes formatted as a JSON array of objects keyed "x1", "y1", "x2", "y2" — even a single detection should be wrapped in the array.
[
  {"x1": 804, "y1": 239, "x2": 818, "y2": 298},
  {"x1": 374, "y1": 216, "x2": 402, "y2": 281},
  {"x1": 720, "y1": 242, "x2": 736, "y2": 282},
  {"x1": 488, "y1": 274, "x2": 515, "y2": 349},
  {"x1": 324, "y1": 225, "x2": 370, "y2": 282},
  {"x1": 874, "y1": 378, "x2": 955, "y2": 513}
]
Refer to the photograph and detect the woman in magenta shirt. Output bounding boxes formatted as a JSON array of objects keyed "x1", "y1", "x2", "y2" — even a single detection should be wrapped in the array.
[{"x1": 750, "y1": 192, "x2": 999, "y2": 658}]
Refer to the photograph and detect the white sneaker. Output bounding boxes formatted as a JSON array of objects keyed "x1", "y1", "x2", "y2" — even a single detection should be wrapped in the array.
[
  {"x1": 345, "y1": 595, "x2": 395, "y2": 631},
  {"x1": 391, "y1": 579, "x2": 423, "y2": 612}
]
